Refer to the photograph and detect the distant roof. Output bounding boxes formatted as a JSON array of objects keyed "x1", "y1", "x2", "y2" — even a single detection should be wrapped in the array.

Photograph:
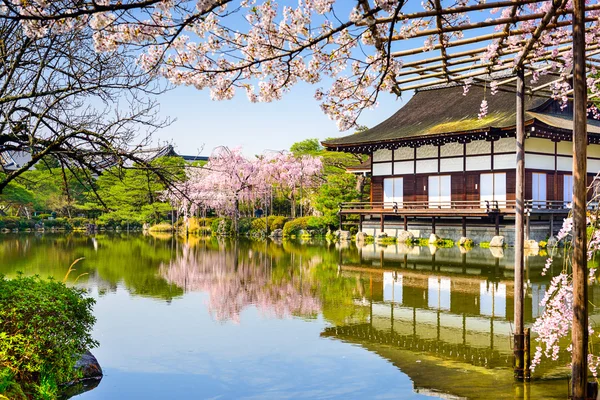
[
  {"x1": 180, "y1": 155, "x2": 209, "y2": 162},
  {"x1": 346, "y1": 157, "x2": 371, "y2": 174},
  {"x1": 0, "y1": 151, "x2": 32, "y2": 171},
  {"x1": 322, "y1": 77, "x2": 600, "y2": 150}
]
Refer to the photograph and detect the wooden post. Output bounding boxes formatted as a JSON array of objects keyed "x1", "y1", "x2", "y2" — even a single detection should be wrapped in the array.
[
  {"x1": 550, "y1": 213, "x2": 554, "y2": 237},
  {"x1": 462, "y1": 217, "x2": 467, "y2": 237},
  {"x1": 495, "y1": 213, "x2": 500, "y2": 236},
  {"x1": 572, "y1": 0, "x2": 589, "y2": 397},
  {"x1": 359, "y1": 214, "x2": 363, "y2": 233},
  {"x1": 524, "y1": 328, "x2": 531, "y2": 381},
  {"x1": 432, "y1": 217, "x2": 436, "y2": 234},
  {"x1": 404, "y1": 215, "x2": 408, "y2": 231},
  {"x1": 514, "y1": 67, "x2": 526, "y2": 381},
  {"x1": 380, "y1": 214, "x2": 385, "y2": 234}
]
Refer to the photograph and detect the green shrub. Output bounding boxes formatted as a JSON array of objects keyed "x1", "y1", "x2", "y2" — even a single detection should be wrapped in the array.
[
  {"x1": 459, "y1": 238, "x2": 474, "y2": 248},
  {"x1": 251, "y1": 216, "x2": 287, "y2": 233},
  {"x1": 480, "y1": 241, "x2": 491, "y2": 248},
  {"x1": 69, "y1": 218, "x2": 89, "y2": 228},
  {"x1": 282, "y1": 216, "x2": 330, "y2": 236},
  {"x1": 42, "y1": 218, "x2": 71, "y2": 230},
  {"x1": 0, "y1": 275, "x2": 98, "y2": 398},
  {"x1": 238, "y1": 218, "x2": 253, "y2": 235},
  {"x1": 148, "y1": 222, "x2": 174, "y2": 233},
  {"x1": 434, "y1": 239, "x2": 454, "y2": 248},
  {"x1": 187, "y1": 217, "x2": 214, "y2": 234},
  {"x1": 211, "y1": 218, "x2": 233, "y2": 236},
  {"x1": 0, "y1": 218, "x2": 38, "y2": 231},
  {"x1": 539, "y1": 240, "x2": 548, "y2": 249}
]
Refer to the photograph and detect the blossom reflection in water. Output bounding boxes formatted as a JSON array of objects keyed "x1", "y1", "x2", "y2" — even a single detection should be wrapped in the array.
[{"x1": 160, "y1": 243, "x2": 321, "y2": 323}]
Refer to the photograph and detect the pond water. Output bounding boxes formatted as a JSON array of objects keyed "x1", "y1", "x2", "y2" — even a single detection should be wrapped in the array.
[{"x1": 0, "y1": 233, "x2": 584, "y2": 399}]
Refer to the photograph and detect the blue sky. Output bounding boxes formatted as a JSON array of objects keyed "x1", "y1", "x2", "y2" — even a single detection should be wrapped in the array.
[{"x1": 154, "y1": 82, "x2": 409, "y2": 157}]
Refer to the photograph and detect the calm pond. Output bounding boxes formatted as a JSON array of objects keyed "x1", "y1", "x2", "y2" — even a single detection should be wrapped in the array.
[{"x1": 0, "y1": 233, "x2": 585, "y2": 399}]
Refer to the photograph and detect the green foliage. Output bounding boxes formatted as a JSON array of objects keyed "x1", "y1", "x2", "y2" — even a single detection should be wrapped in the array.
[
  {"x1": 312, "y1": 174, "x2": 359, "y2": 224},
  {"x1": 539, "y1": 240, "x2": 548, "y2": 249},
  {"x1": 434, "y1": 238, "x2": 455, "y2": 248},
  {"x1": 377, "y1": 236, "x2": 397, "y2": 245},
  {"x1": 94, "y1": 156, "x2": 185, "y2": 224},
  {"x1": 148, "y1": 223, "x2": 174, "y2": 233},
  {"x1": 186, "y1": 217, "x2": 215, "y2": 234},
  {"x1": 282, "y1": 216, "x2": 330, "y2": 236},
  {"x1": 479, "y1": 241, "x2": 491, "y2": 248},
  {"x1": 250, "y1": 216, "x2": 287, "y2": 232},
  {"x1": 290, "y1": 138, "x2": 366, "y2": 175},
  {"x1": 459, "y1": 238, "x2": 474, "y2": 248},
  {"x1": 0, "y1": 217, "x2": 35, "y2": 230},
  {"x1": 211, "y1": 218, "x2": 233, "y2": 236},
  {"x1": 238, "y1": 217, "x2": 254, "y2": 235},
  {"x1": 0, "y1": 275, "x2": 97, "y2": 398}
]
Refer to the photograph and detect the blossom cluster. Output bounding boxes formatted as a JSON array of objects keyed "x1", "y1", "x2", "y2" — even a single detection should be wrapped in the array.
[
  {"x1": 8, "y1": 1, "x2": 600, "y2": 130},
  {"x1": 166, "y1": 146, "x2": 322, "y2": 218}
]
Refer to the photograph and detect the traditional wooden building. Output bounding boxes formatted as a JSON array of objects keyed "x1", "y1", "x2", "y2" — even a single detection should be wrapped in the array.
[{"x1": 323, "y1": 80, "x2": 600, "y2": 241}]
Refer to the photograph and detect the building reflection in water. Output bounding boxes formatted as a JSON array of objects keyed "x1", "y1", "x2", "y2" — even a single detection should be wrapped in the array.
[{"x1": 157, "y1": 238, "x2": 580, "y2": 399}]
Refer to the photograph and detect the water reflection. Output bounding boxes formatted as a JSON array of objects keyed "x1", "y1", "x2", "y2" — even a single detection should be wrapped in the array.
[
  {"x1": 0, "y1": 234, "x2": 577, "y2": 399},
  {"x1": 159, "y1": 242, "x2": 321, "y2": 322}
]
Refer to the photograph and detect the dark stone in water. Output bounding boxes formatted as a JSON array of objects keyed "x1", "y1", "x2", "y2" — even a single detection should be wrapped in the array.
[
  {"x1": 74, "y1": 351, "x2": 103, "y2": 379},
  {"x1": 60, "y1": 351, "x2": 103, "y2": 399}
]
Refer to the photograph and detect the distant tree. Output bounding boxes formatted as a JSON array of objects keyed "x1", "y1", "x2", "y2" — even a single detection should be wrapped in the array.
[
  {"x1": 95, "y1": 156, "x2": 186, "y2": 224},
  {"x1": 0, "y1": 180, "x2": 37, "y2": 217},
  {"x1": 312, "y1": 174, "x2": 359, "y2": 226},
  {"x1": 290, "y1": 138, "x2": 368, "y2": 201},
  {"x1": 170, "y1": 147, "x2": 322, "y2": 230}
]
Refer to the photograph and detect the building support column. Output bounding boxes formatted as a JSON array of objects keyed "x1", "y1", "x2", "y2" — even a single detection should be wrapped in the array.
[
  {"x1": 403, "y1": 215, "x2": 408, "y2": 231},
  {"x1": 359, "y1": 214, "x2": 363, "y2": 233},
  {"x1": 432, "y1": 217, "x2": 436, "y2": 235},
  {"x1": 380, "y1": 214, "x2": 384, "y2": 234},
  {"x1": 495, "y1": 214, "x2": 500, "y2": 236},
  {"x1": 514, "y1": 67, "x2": 526, "y2": 381},
  {"x1": 572, "y1": 0, "x2": 589, "y2": 397},
  {"x1": 462, "y1": 217, "x2": 467, "y2": 237}
]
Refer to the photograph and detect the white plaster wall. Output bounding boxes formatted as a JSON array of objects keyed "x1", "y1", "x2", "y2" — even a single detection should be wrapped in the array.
[
  {"x1": 416, "y1": 159, "x2": 438, "y2": 174},
  {"x1": 440, "y1": 157, "x2": 463, "y2": 172},
  {"x1": 417, "y1": 145, "x2": 438, "y2": 158},
  {"x1": 394, "y1": 161, "x2": 414, "y2": 174},
  {"x1": 373, "y1": 162, "x2": 392, "y2": 176},
  {"x1": 525, "y1": 153, "x2": 554, "y2": 170},
  {"x1": 494, "y1": 137, "x2": 516, "y2": 153},
  {"x1": 394, "y1": 147, "x2": 414, "y2": 160},
  {"x1": 373, "y1": 149, "x2": 393, "y2": 162},
  {"x1": 557, "y1": 156, "x2": 572, "y2": 171},
  {"x1": 494, "y1": 153, "x2": 517, "y2": 170},
  {"x1": 525, "y1": 138, "x2": 554, "y2": 154},
  {"x1": 557, "y1": 141, "x2": 572, "y2": 155},
  {"x1": 466, "y1": 155, "x2": 491, "y2": 171},
  {"x1": 440, "y1": 142, "x2": 463, "y2": 157},
  {"x1": 588, "y1": 159, "x2": 600, "y2": 174},
  {"x1": 466, "y1": 140, "x2": 491, "y2": 155}
]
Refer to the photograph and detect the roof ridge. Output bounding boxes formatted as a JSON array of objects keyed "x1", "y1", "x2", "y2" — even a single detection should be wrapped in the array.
[{"x1": 415, "y1": 72, "x2": 516, "y2": 93}]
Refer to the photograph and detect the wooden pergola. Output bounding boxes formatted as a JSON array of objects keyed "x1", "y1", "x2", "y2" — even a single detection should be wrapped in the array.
[{"x1": 351, "y1": 0, "x2": 594, "y2": 397}]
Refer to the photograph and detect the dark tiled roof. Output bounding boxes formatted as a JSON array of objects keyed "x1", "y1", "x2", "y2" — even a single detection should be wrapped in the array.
[{"x1": 322, "y1": 77, "x2": 598, "y2": 148}]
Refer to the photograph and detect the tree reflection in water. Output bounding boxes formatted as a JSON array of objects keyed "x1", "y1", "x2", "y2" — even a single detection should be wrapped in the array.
[{"x1": 159, "y1": 242, "x2": 321, "y2": 323}]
